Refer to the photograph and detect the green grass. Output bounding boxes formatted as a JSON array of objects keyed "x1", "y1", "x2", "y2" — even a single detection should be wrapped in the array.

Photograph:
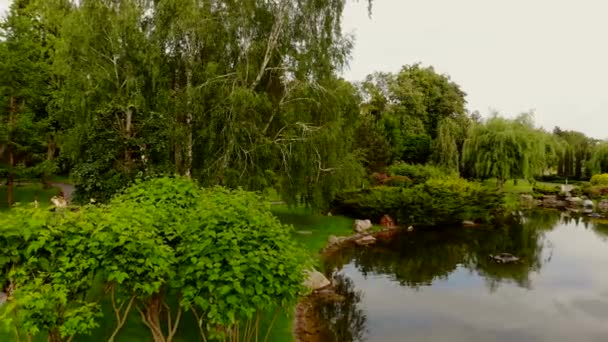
[
  {"x1": 272, "y1": 205, "x2": 355, "y2": 257},
  {"x1": 0, "y1": 183, "x2": 61, "y2": 211},
  {"x1": 481, "y1": 179, "x2": 574, "y2": 194}
]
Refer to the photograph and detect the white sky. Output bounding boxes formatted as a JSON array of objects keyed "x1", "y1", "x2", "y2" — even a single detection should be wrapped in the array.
[
  {"x1": 342, "y1": 0, "x2": 608, "y2": 139},
  {"x1": 1, "y1": 0, "x2": 607, "y2": 139}
]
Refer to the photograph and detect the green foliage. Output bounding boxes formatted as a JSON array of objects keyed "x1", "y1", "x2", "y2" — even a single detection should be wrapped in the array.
[
  {"x1": 102, "y1": 177, "x2": 308, "y2": 341},
  {"x1": 0, "y1": 0, "x2": 55, "y2": 205},
  {"x1": 180, "y1": 188, "x2": 308, "y2": 331},
  {"x1": 588, "y1": 143, "x2": 608, "y2": 175},
  {"x1": 582, "y1": 185, "x2": 608, "y2": 200},
  {"x1": 590, "y1": 174, "x2": 608, "y2": 186},
  {"x1": 387, "y1": 162, "x2": 449, "y2": 184},
  {"x1": 358, "y1": 65, "x2": 468, "y2": 168},
  {"x1": 0, "y1": 178, "x2": 308, "y2": 341},
  {"x1": 0, "y1": 207, "x2": 103, "y2": 341},
  {"x1": 333, "y1": 178, "x2": 504, "y2": 226},
  {"x1": 36, "y1": 0, "x2": 367, "y2": 209},
  {"x1": 553, "y1": 128, "x2": 593, "y2": 179},
  {"x1": 463, "y1": 113, "x2": 559, "y2": 184},
  {"x1": 381, "y1": 176, "x2": 413, "y2": 187},
  {"x1": 532, "y1": 184, "x2": 561, "y2": 196}
]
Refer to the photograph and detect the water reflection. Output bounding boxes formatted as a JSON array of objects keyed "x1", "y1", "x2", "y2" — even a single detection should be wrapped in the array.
[
  {"x1": 316, "y1": 273, "x2": 367, "y2": 342},
  {"x1": 321, "y1": 210, "x2": 608, "y2": 342},
  {"x1": 327, "y1": 211, "x2": 559, "y2": 290}
]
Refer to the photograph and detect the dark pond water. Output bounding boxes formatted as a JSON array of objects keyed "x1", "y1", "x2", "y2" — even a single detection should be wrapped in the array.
[{"x1": 319, "y1": 211, "x2": 608, "y2": 342}]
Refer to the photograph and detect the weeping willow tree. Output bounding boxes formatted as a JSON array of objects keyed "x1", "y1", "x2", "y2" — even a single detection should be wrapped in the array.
[
  {"x1": 463, "y1": 113, "x2": 558, "y2": 187},
  {"x1": 588, "y1": 142, "x2": 608, "y2": 175},
  {"x1": 432, "y1": 114, "x2": 472, "y2": 172}
]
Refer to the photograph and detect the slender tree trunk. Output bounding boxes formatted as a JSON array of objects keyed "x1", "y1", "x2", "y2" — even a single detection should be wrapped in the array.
[
  {"x1": 184, "y1": 61, "x2": 193, "y2": 179},
  {"x1": 138, "y1": 294, "x2": 164, "y2": 342},
  {"x1": 43, "y1": 135, "x2": 56, "y2": 188},
  {"x1": 125, "y1": 107, "x2": 133, "y2": 171},
  {"x1": 7, "y1": 150, "x2": 14, "y2": 207},
  {"x1": 7, "y1": 95, "x2": 15, "y2": 206},
  {"x1": 47, "y1": 330, "x2": 61, "y2": 342},
  {"x1": 137, "y1": 293, "x2": 182, "y2": 342},
  {"x1": 108, "y1": 288, "x2": 135, "y2": 342}
]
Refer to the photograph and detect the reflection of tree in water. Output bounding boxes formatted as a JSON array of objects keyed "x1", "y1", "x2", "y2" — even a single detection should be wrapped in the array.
[
  {"x1": 325, "y1": 210, "x2": 563, "y2": 292},
  {"x1": 316, "y1": 273, "x2": 367, "y2": 342}
]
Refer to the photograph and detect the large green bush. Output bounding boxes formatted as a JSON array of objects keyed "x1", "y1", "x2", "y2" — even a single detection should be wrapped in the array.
[
  {"x1": 591, "y1": 174, "x2": 608, "y2": 186},
  {"x1": 1, "y1": 178, "x2": 308, "y2": 342},
  {"x1": 387, "y1": 162, "x2": 449, "y2": 184},
  {"x1": 333, "y1": 177, "x2": 504, "y2": 226}
]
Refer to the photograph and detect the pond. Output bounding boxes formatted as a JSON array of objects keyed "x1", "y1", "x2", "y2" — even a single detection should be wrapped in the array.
[{"x1": 317, "y1": 211, "x2": 608, "y2": 342}]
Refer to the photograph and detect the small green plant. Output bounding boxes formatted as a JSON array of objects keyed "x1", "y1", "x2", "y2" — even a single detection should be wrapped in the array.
[
  {"x1": 387, "y1": 162, "x2": 449, "y2": 184},
  {"x1": 590, "y1": 174, "x2": 608, "y2": 186}
]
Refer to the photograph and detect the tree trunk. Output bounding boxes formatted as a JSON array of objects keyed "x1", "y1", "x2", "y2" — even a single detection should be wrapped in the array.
[
  {"x1": 7, "y1": 150, "x2": 14, "y2": 207},
  {"x1": 139, "y1": 294, "x2": 165, "y2": 342},
  {"x1": 124, "y1": 107, "x2": 133, "y2": 171},
  {"x1": 7, "y1": 95, "x2": 15, "y2": 206},
  {"x1": 47, "y1": 330, "x2": 62, "y2": 342},
  {"x1": 184, "y1": 62, "x2": 193, "y2": 179},
  {"x1": 43, "y1": 135, "x2": 56, "y2": 188}
]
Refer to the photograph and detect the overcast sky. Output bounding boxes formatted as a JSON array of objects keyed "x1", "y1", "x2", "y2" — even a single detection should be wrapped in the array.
[
  {"x1": 1, "y1": 0, "x2": 607, "y2": 139},
  {"x1": 342, "y1": 0, "x2": 608, "y2": 139}
]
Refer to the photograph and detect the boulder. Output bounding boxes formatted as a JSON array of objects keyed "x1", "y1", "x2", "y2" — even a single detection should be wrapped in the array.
[
  {"x1": 355, "y1": 235, "x2": 376, "y2": 246},
  {"x1": 520, "y1": 194, "x2": 535, "y2": 206},
  {"x1": 542, "y1": 195, "x2": 567, "y2": 208},
  {"x1": 599, "y1": 200, "x2": 608, "y2": 212},
  {"x1": 462, "y1": 220, "x2": 477, "y2": 227},
  {"x1": 407, "y1": 225, "x2": 414, "y2": 232},
  {"x1": 566, "y1": 197, "x2": 583, "y2": 207},
  {"x1": 328, "y1": 235, "x2": 340, "y2": 245},
  {"x1": 303, "y1": 270, "x2": 331, "y2": 291},
  {"x1": 380, "y1": 215, "x2": 397, "y2": 229},
  {"x1": 353, "y1": 219, "x2": 372, "y2": 233},
  {"x1": 583, "y1": 199, "x2": 594, "y2": 208},
  {"x1": 51, "y1": 196, "x2": 67, "y2": 208},
  {"x1": 490, "y1": 253, "x2": 519, "y2": 264}
]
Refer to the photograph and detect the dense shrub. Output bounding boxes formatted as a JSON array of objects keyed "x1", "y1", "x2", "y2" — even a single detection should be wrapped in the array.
[
  {"x1": 333, "y1": 178, "x2": 504, "y2": 226},
  {"x1": 582, "y1": 185, "x2": 608, "y2": 199},
  {"x1": 1, "y1": 178, "x2": 308, "y2": 342},
  {"x1": 532, "y1": 184, "x2": 560, "y2": 196},
  {"x1": 387, "y1": 162, "x2": 449, "y2": 184},
  {"x1": 381, "y1": 175, "x2": 413, "y2": 187},
  {"x1": 591, "y1": 174, "x2": 608, "y2": 186}
]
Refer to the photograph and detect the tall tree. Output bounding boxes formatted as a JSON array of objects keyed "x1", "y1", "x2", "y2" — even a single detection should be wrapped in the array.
[
  {"x1": 358, "y1": 64, "x2": 467, "y2": 167},
  {"x1": 0, "y1": 0, "x2": 52, "y2": 206},
  {"x1": 46, "y1": 0, "x2": 369, "y2": 207},
  {"x1": 462, "y1": 113, "x2": 557, "y2": 186}
]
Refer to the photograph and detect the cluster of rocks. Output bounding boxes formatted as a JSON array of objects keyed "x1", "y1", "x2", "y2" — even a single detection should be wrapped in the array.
[{"x1": 521, "y1": 193, "x2": 608, "y2": 215}]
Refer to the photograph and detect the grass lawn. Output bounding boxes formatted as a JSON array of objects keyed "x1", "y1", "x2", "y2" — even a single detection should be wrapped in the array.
[
  {"x1": 0, "y1": 183, "x2": 61, "y2": 211},
  {"x1": 0, "y1": 204, "x2": 355, "y2": 342},
  {"x1": 481, "y1": 179, "x2": 578, "y2": 194}
]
